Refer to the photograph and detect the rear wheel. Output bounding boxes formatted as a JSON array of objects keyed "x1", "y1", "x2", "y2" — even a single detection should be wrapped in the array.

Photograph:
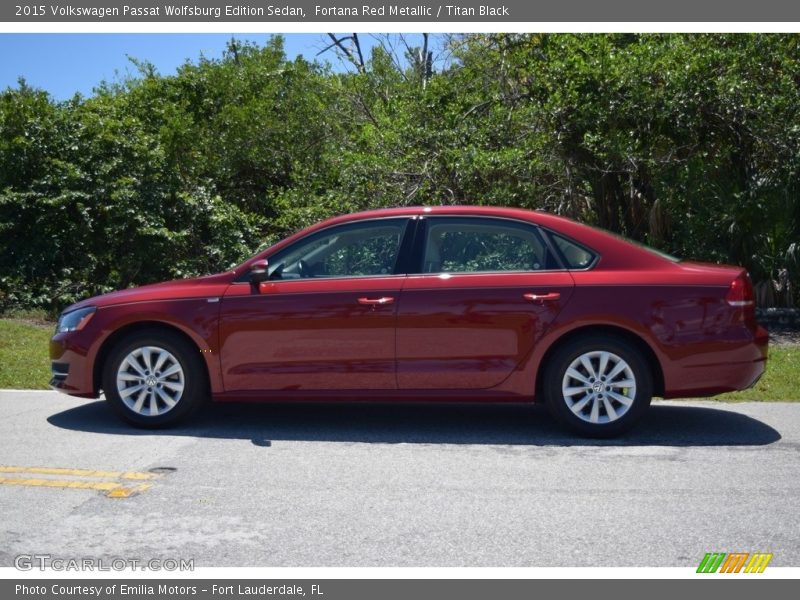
[
  {"x1": 543, "y1": 335, "x2": 652, "y2": 437},
  {"x1": 102, "y1": 330, "x2": 207, "y2": 428}
]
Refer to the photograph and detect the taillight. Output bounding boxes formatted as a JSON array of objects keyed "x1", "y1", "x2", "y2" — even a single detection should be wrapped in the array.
[
  {"x1": 726, "y1": 273, "x2": 757, "y2": 327},
  {"x1": 725, "y1": 274, "x2": 755, "y2": 307}
]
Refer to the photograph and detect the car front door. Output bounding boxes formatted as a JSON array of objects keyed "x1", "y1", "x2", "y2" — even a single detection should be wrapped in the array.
[
  {"x1": 396, "y1": 216, "x2": 575, "y2": 390},
  {"x1": 219, "y1": 217, "x2": 412, "y2": 392}
]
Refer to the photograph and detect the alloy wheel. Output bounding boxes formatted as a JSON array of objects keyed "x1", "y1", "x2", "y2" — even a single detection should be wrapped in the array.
[
  {"x1": 561, "y1": 350, "x2": 637, "y2": 424},
  {"x1": 115, "y1": 345, "x2": 185, "y2": 416}
]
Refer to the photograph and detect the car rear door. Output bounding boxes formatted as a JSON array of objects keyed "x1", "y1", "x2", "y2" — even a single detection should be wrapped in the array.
[
  {"x1": 396, "y1": 216, "x2": 574, "y2": 390},
  {"x1": 219, "y1": 217, "x2": 413, "y2": 392}
]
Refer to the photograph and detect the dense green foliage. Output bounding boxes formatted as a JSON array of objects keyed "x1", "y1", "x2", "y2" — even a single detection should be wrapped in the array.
[{"x1": 1, "y1": 34, "x2": 798, "y2": 313}]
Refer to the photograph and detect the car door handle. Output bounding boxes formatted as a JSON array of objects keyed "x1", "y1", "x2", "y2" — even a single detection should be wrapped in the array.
[
  {"x1": 523, "y1": 292, "x2": 561, "y2": 303},
  {"x1": 357, "y1": 296, "x2": 395, "y2": 306}
]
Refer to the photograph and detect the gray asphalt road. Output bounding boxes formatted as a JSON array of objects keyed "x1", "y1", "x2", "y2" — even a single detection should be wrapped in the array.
[{"x1": 0, "y1": 390, "x2": 798, "y2": 567}]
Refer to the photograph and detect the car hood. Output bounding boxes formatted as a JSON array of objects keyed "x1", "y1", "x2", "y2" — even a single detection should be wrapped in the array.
[{"x1": 63, "y1": 272, "x2": 234, "y2": 313}]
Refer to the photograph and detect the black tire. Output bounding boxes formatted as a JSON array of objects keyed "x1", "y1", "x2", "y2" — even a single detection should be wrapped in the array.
[
  {"x1": 543, "y1": 335, "x2": 652, "y2": 438},
  {"x1": 102, "y1": 329, "x2": 208, "y2": 428}
]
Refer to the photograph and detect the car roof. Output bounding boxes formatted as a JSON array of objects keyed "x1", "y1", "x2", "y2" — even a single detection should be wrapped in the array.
[
  {"x1": 238, "y1": 205, "x2": 676, "y2": 275},
  {"x1": 326, "y1": 206, "x2": 677, "y2": 270},
  {"x1": 321, "y1": 205, "x2": 581, "y2": 230},
  {"x1": 323, "y1": 205, "x2": 611, "y2": 245}
]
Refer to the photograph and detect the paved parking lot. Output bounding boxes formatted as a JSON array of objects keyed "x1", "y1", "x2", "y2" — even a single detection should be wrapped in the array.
[{"x1": 0, "y1": 390, "x2": 798, "y2": 567}]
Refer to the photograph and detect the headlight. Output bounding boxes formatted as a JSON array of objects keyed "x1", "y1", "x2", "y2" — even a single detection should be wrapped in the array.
[{"x1": 56, "y1": 307, "x2": 96, "y2": 333}]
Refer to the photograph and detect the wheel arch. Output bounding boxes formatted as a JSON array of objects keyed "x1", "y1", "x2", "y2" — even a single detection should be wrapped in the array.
[
  {"x1": 93, "y1": 321, "x2": 210, "y2": 395},
  {"x1": 534, "y1": 324, "x2": 665, "y2": 402}
]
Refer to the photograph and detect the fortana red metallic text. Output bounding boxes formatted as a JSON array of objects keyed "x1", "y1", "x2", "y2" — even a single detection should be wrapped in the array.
[{"x1": 50, "y1": 206, "x2": 768, "y2": 437}]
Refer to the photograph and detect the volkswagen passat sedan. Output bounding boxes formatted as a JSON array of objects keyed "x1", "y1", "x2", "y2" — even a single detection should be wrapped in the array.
[{"x1": 50, "y1": 206, "x2": 768, "y2": 436}]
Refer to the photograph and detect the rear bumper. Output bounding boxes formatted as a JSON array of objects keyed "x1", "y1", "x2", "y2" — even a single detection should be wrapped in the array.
[{"x1": 663, "y1": 325, "x2": 769, "y2": 398}]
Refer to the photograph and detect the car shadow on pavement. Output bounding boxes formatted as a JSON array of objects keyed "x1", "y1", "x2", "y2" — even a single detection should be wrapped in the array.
[{"x1": 47, "y1": 400, "x2": 782, "y2": 447}]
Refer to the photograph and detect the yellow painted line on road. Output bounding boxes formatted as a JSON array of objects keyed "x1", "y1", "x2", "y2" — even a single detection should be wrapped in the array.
[
  {"x1": 0, "y1": 476, "x2": 152, "y2": 497},
  {"x1": 106, "y1": 485, "x2": 153, "y2": 498},
  {"x1": 0, "y1": 465, "x2": 164, "y2": 498},
  {"x1": 0, "y1": 465, "x2": 158, "y2": 480}
]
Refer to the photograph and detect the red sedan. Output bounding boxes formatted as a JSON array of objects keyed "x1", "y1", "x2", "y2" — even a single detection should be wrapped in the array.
[{"x1": 50, "y1": 206, "x2": 768, "y2": 436}]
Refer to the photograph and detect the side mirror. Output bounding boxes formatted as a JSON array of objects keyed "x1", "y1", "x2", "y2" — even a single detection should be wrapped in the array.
[{"x1": 249, "y1": 259, "x2": 270, "y2": 284}]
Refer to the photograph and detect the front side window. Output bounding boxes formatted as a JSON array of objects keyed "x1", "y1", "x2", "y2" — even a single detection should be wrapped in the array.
[
  {"x1": 267, "y1": 218, "x2": 408, "y2": 280},
  {"x1": 422, "y1": 217, "x2": 556, "y2": 274}
]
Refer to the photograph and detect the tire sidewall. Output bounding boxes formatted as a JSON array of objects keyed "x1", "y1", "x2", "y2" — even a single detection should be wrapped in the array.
[
  {"x1": 102, "y1": 330, "x2": 206, "y2": 428},
  {"x1": 544, "y1": 335, "x2": 653, "y2": 437}
]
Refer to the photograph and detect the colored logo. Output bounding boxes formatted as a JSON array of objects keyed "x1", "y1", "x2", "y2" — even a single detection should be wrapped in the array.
[{"x1": 697, "y1": 552, "x2": 773, "y2": 573}]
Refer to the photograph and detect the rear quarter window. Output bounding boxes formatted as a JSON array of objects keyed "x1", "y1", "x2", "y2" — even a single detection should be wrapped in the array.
[{"x1": 550, "y1": 233, "x2": 597, "y2": 269}]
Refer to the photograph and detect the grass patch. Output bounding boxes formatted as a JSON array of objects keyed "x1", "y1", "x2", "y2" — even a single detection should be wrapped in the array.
[
  {"x1": 0, "y1": 318, "x2": 798, "y2": 400},
  {"x1": 0, "y1": 308, "x2": 55, "y2": 325},
  {"x1": 0, "y1": 318, "x2": 54, "y2": 389}
]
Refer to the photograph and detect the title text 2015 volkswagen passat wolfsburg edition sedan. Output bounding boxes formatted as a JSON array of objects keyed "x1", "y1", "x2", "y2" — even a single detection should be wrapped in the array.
[{"x1": 50, "y1": 206, "x2": 768, "y2": 436}]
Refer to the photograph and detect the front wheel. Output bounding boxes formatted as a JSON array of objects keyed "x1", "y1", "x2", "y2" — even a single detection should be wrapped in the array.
[
  {"x1": 102, "y1": 330, "x2": 208, "y2": 428},
  {"x1": 543, "y1": 336, "x2": 652, "y2": 437}
]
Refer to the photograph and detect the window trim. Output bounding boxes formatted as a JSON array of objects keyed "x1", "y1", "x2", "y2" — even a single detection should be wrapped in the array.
[{"x1": 412, "y1": 215, "x2": 567, "y2": 276}]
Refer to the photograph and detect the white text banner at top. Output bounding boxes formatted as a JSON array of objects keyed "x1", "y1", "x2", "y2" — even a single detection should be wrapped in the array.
[{"x1": 5, "y1": 1, "x2": 800, "y2": 23}]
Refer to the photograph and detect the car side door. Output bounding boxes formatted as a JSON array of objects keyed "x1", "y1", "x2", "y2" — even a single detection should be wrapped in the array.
[
  {"x1": 396, "y1": 216, "x2": 575, "y2": 390},
  {"x1": 219, "y1": 217, "x2": 413, "y2": 392}
]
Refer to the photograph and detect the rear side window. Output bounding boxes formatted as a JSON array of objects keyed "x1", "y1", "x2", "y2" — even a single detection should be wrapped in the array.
[
  {"x1": 423, "y1": 217, "x2": 557, "y2": 274},
  {"x1": 550, "y1": 233, "x2": 596, "y2": 269}
]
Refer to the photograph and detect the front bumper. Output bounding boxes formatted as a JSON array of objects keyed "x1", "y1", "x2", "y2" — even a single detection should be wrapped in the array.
[{"x1": 49, "y1": 334, "x2": 99, "y2": 398}]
